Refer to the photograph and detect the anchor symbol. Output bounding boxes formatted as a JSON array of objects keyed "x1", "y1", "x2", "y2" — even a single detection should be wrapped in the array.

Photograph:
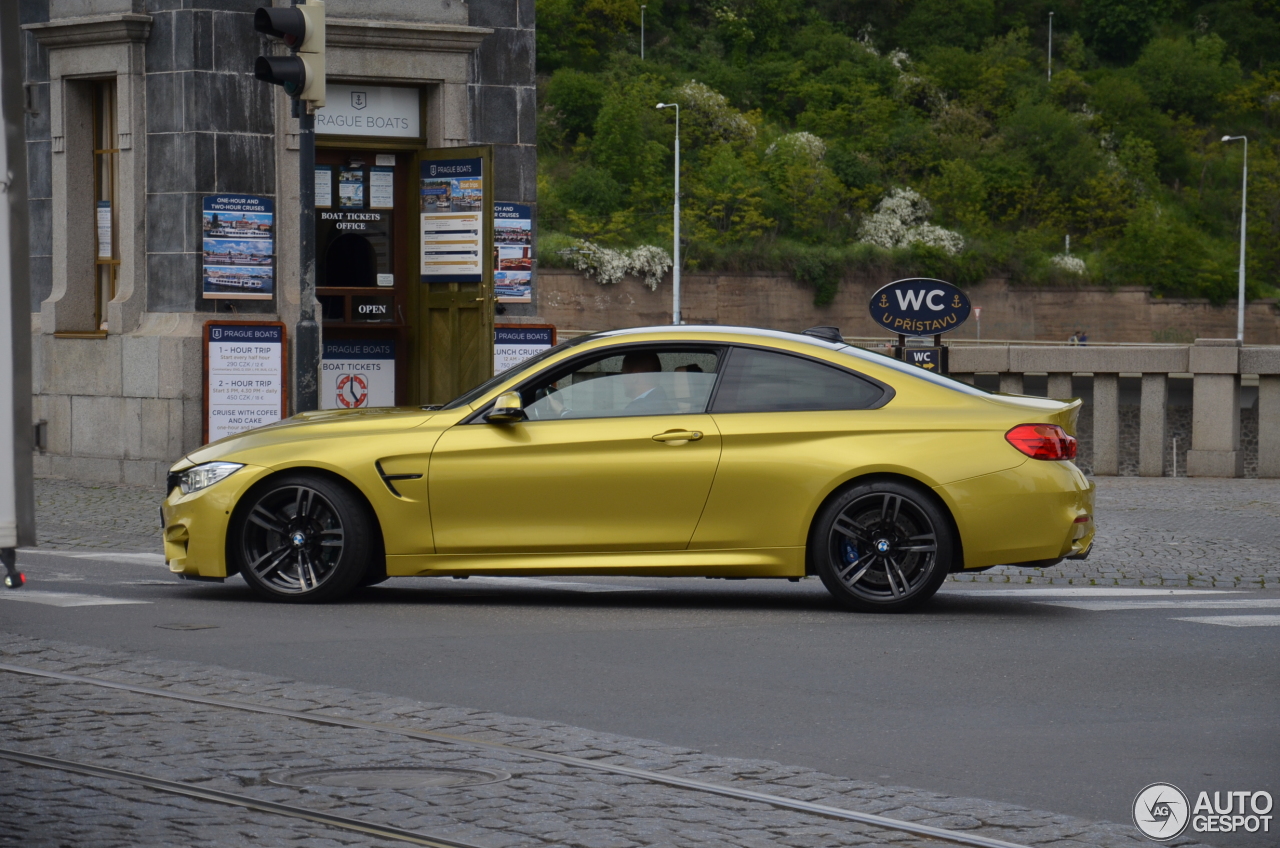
[
  {"x1": 879, "y1": 294, "x2": 889, "y2": 307},
  {"x1": 952, "y1": 295, "x2": 962, "y2": 307}
]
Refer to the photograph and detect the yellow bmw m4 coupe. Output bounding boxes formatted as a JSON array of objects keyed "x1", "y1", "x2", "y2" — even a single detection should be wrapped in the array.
[{"x1": 162, "y1": 326, "x2": 1094, "y2": 612}]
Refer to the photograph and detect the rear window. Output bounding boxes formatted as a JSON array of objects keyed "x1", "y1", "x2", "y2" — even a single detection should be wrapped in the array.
[{"x1": 711, "y1": 347, "x2": 884, "y2": 413}]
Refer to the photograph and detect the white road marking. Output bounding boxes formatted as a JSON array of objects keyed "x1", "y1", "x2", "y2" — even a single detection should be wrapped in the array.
[
  {"x1": 943, "y1": 587, "x2": 1239, "y2": 597},
  {"x1": 0, "y1": 590, "x2": 150, "y2": 608},
  {"x1": 1040, "y1": 598, "x2": 1280, "y2": 611},
  {"x1": 1174, "y1": 615, "x2": 1280, "y2": 628},
  {"x1": 460, "y1": 576, "x2": 655, "y2": 593}
]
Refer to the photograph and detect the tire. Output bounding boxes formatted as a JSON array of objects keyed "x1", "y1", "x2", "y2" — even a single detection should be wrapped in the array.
[
  {"x1": 231, "y1": 474, "x2": 373, "y2": 603},
  {"x1": 812, "y1": 480, "x2": 952, "y2": 613}
]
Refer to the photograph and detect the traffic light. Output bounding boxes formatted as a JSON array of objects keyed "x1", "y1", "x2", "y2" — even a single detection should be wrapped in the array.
[{"x1": 253, "y1": 1, "x2": 325, "y2": 107}]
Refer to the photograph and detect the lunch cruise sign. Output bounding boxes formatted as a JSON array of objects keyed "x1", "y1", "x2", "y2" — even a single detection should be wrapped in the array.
[{"x1": 869, "y1": 278, "x2": 971, "y2": 336}]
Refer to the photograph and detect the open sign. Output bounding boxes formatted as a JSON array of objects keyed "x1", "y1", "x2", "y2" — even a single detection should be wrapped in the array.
[{"x1": 869, "y1": 278, "x2": 971, "y2": 336}]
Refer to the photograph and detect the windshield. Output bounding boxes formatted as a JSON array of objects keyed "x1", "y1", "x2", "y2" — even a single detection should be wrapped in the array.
[
  {"x1": 437, "y1": 334, "x2": 599, "y2": 410},
  {"x1": 835, "y1": 345, "x2": 993, "y2": 396}
]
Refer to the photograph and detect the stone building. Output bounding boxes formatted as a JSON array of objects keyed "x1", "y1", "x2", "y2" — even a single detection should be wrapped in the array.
[{"x1": 19, "y1": 0, "x2": 537, "y2": 485}]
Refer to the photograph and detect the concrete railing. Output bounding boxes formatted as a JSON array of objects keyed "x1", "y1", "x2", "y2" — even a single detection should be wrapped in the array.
[{"x1": 946, "y1": 339, "x2": 1280, "y2": 478}]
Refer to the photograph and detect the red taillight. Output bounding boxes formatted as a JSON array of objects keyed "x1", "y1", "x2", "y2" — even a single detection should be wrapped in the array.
[{"x1": 1005, "y1": 424, "x2": 1077, "y2": 460}]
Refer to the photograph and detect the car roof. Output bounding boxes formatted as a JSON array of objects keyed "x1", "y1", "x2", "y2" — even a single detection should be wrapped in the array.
[{"x1": 593, "y1": 325, "x2": 850, "y2": 352}]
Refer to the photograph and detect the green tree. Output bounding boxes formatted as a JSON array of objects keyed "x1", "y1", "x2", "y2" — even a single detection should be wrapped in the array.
[
  {"x1": 894, "y1": 0, "x2": 995, "y2": 54},
  {"x1": 1080, "y1": 0, "x2": 1176, "y2": 63},
  {"x1": 685, "y1": 146, "x2": 774, "y2": 246},
  {"x1": 1132, "y1": 35, "x2": 1241, "y2": 121}
]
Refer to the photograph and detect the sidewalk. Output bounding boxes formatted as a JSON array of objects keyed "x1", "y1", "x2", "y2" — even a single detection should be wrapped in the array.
[
  {"x1": 0, "y1": 632, "x2": 1202, "y2": 848},
  {"x1": 29, "y1": 475, "x2": 1280, "y2": 588}
]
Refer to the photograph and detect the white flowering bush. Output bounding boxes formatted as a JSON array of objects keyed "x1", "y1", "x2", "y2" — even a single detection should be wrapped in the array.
[
  {"x1": 1051, "y1": 253, "x2": 1087, "y2": 275},
  {"x1": 675, "y1": 81, "x2": 755, "y2": 144},
  {"x1": 628, "y1": 244, "x2": 674, "y2": 290},
  {"x1": 766, "y1": 131, "x2": 827, "y2": 162},
  {"x1": 567, "y1": 239, "x2": 673, "y2": 290},
  {"x1": 857, "y1": 188, "x2": 965, "y2": 255}
]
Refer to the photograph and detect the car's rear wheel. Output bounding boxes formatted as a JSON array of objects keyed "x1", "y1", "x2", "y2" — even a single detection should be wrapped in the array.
[
  {"x1": 232, "y1": 474, "x2": 372, "y2": 603},
  {"x1": 813, "y1": 480, "x2": 952, "y2": 612}
]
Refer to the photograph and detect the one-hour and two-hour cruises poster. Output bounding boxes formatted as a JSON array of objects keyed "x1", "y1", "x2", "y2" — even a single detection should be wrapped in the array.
[{"x1": 202, "y1": 195, "x2": 274, "y2": 300}]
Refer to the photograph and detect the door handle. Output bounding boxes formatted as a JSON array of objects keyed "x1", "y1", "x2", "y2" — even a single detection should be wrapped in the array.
[{"x1": 652, "y1": 430, "x2": 703, "y2": 443}]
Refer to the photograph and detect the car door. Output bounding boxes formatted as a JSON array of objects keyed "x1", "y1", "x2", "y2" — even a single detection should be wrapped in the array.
[
  {"x1": 429, "y1": 345, "x2": 725, "y2": 554},
  {"x1": 691, "y1": 345, "x2": 891, "y2": 552}
]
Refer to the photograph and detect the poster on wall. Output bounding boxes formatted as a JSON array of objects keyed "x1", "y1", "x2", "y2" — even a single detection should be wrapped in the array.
[
  {"x1": 420, "y1": 157, "x2": 483, "y2": 283},
  {"x1": 203, "y1": 322, "x2": 286, "y2": 443},
  {"x1": 495, "y1": 325, "x2": 556, "y2": 374},
  {"x1": 494, "y1": 203, "x2": 532, "y2": 303},
  {"x1": 321, "y1": 340, "x2": 396, "y2": 409},
  {"x1": 202, "y1": 195, "x2": 274, "y2": 300}
]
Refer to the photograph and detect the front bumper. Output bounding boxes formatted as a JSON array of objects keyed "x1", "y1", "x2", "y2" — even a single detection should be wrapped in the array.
[{"x1": 161, "y1": 463, "x2": 270, "y2": 578}]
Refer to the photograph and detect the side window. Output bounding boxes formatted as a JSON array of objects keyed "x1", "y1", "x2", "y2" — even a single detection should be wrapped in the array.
[
  {"x1": 520, "y1": 348, "x2": 721, "y2": 421},
  {"x1": 711, "y1": 347, "x2": 883, "y2": 413}
]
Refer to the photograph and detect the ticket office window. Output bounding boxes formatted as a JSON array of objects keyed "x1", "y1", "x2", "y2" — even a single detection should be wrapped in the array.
[{"x1": 315, "y1": 151, "x2": 409, "y2": 326}]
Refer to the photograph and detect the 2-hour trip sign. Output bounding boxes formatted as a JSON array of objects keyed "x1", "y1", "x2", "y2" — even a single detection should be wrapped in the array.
[
  {"x1": 868, "y1": 278, "x2": 971, "y2": 336},
  {"x1": 204, "y1": 322, "x2": 287, "y2": 443}
]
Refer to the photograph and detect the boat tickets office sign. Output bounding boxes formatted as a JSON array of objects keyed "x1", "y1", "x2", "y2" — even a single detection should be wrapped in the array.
[
  {"x1": 202, "y1": 195, "x2": 274, "y2": 300},
  {"x1": 420, "y1": 157, "x2": 484, "y2": 283},
  {"x1": 868, "y1": 278, "x2": 971, "y2": 336},
  {"x1": 203, "y1": 322, "x2": 287, "y2": 443}
]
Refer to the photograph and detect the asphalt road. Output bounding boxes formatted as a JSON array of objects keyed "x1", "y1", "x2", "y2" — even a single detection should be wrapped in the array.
[{"x1": 3, "y1": 549, "x2": 1276, "y2": 846}]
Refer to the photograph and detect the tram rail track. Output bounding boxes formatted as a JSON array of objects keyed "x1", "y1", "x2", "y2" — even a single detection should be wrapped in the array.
[
  {"x1": 0, "y1": 747, "x2": 480, "y2": 848},
  {"x1": 0, "y1": 661, "x2": 1029, "y2": 848}
]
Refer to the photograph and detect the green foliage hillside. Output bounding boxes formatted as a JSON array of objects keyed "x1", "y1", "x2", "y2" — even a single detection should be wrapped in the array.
[{"x1": 535, "y1": 0, "x2": 1280, "y2": 304}]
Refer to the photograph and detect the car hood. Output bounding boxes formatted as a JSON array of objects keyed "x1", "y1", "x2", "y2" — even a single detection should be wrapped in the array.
[{"x1": 177, "y1": 406, "x2": 437, "y2": 469}]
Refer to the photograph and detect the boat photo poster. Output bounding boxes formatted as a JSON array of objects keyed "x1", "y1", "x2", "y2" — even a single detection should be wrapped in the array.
[{"x1": 202, "y1": 195, "x2": 275, "y2": 300}]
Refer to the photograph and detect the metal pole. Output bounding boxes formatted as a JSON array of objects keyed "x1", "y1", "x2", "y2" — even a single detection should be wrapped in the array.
[
  {"x1": 1237, "y1": 138, "x2": 1247, "y2": 343},
  {"x1": 672, "y1": 105, "x2": 680, "y2": 325},
  {"x1": 0, "y1": 1, "x2": 34, "y2": 587},
  {"x1": 641, "y1": 5, "x2": 646, "y2": 60},
  {"x1": 1047, "y1": 12, "x2": 1053, "y2": 81},
  {"x1": 295, "y1": 105, "x2": 319, "y2": 411}
]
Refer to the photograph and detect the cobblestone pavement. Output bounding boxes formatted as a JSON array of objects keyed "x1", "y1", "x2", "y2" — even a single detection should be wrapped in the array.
[
  {"x1": 30, "y1": 474, "x2": 1280, "y2": 587},
  {"x1": 955, "y1": 477, "x2": 1280, "y2": 588},
  {"x1": 33, "y1": 478, "x2": 163, "y2": 553},
  {"x1": 0, "y1": 633, "x2": 1213, "y2": 848}
]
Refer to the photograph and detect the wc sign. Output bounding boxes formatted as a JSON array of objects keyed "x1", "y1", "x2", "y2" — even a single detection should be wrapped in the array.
[
  {"x1": 869, "y1": 278, "x2": 971, "y2": 336},
  {"x1": 904, "y1": 347, "x2": 944, "y2": 372}
]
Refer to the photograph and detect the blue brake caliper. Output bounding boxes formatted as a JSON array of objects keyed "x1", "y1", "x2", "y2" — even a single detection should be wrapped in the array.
[{"x1": 841, "y1": 538, "x2": 859, "y2": 567}]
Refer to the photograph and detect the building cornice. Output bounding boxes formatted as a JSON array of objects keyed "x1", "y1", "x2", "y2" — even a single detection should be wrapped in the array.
[
  {"x1": 22, "y1": 14, "x2": 152, "y2": 49},
  {"x1": 327, "y1": 18, "x2": 492, "y2": 54}
]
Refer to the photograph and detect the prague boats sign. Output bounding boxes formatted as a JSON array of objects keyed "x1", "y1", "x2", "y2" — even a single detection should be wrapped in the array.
[{"x1": 869, "y1": 278, "x2": 971, "y2": 336}]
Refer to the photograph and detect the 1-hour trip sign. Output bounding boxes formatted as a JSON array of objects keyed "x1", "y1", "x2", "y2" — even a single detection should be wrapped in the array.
[{"x1": 204, "y1": 322, "x2": 287, "y2": 443}]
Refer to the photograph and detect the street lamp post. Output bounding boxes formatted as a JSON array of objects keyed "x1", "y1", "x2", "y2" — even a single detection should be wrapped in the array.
[
  {"x1": 1222, "y1": 135, "x2": 1248, "y2": 343},
  {"x1": 1047, "y1": 12, "x2": 1054, "y2": 81},
  {"x1": 656, "y1": 102, "x2": 681, "y2": 324},
  {"x1": 641, "y1": 5, "x2": 646, "y2": 60}
]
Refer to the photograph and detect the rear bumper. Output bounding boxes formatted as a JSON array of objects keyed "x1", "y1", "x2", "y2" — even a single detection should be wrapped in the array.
[{"x1": 936, "y1": 460, "x2": 1095, "y2": 570}]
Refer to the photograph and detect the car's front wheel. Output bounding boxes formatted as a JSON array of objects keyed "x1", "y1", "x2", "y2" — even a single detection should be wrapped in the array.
[
  {"x1": 232, "y1": 474, "x2": 373, "y2": 603},
  {"x1": 813, "y1": 480, "x2": 953, "y2": 612}
]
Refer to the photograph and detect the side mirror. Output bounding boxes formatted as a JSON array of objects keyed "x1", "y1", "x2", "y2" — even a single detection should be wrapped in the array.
[{"x1": 485, "y1": 391, "x2": 525, "y2": 423}]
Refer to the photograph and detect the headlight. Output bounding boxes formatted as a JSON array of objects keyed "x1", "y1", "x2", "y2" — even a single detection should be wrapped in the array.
[{"x1": 178, "y1": 462, "x2": 244, "y2": 494}]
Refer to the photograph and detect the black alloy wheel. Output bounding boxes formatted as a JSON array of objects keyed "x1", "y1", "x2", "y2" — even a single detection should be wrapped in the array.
[
  {"x1": 233, "y1": 474, "x2": 373, "y2": 603},
  {"x1": 813, "y1": 480, "x2": 952, "y2": 612}
]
